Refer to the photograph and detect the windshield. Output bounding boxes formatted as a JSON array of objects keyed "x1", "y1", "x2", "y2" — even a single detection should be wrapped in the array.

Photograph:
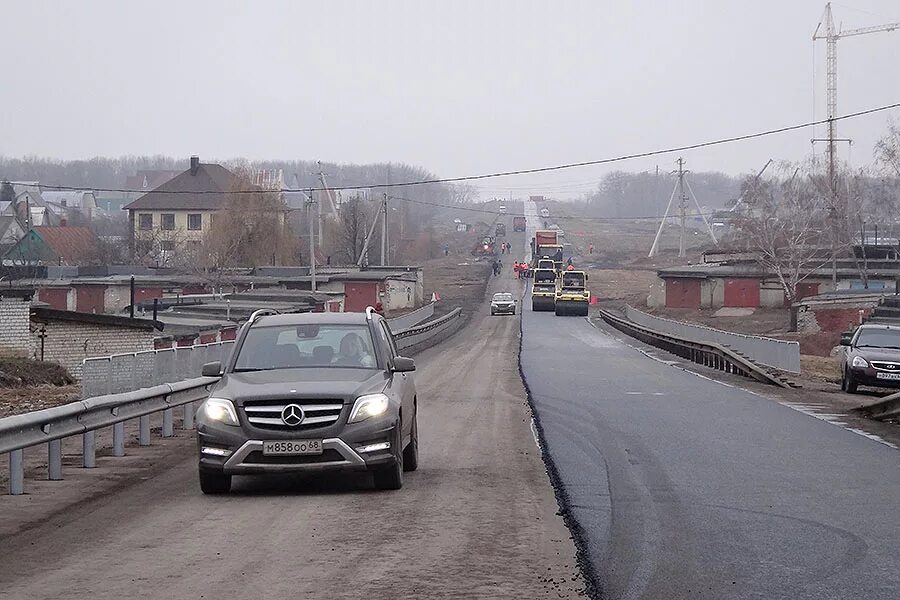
[
  {"x1": 562, "y1": 273, "x2": 585, "y2": 287},
  {"x1": 493, "y1": 293, "x2": 513, "y2": 302},
  {"x1": 855, "y1": 329, "x2": 900, "y2": 349},
  {"x1": 233, "y1": 324, "x2": 378, "y2": 370}
]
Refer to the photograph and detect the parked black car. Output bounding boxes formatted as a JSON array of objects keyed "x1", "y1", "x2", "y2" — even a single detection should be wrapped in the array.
[
  {"x1": 840, "y1": 324, "x2": 900, "y2": 393},
  {"x1": 196, "y1": 308, "x2": 419, "y2": 493}
]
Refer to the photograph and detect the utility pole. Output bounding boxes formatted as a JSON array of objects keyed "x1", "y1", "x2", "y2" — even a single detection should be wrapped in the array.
[
  {"x1": 654, "y1": 165, "x2": 660, "y2": 218},
  {"x1": 307, "y1": 190, "x2": 316, "y2": 293},
  {"x1": 677, "y1": 158, "x2": 688, "y2": 258},
  {"x1": 381, "y1": 193, "x2": 388, "y2": 266}
]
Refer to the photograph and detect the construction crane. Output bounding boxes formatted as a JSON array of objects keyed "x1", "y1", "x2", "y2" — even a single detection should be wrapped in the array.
[{"x1": 813, "y1": 2, "x2": 900, "y2": 189}]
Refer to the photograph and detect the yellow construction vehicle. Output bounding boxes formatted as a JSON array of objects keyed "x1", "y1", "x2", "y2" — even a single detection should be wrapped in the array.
[
  {"x1": 554, "y1": 270, "x2": 590, "y2": 316},
  {"x1": 531, "y1": 269, "x2": 557, "y2": 311}
]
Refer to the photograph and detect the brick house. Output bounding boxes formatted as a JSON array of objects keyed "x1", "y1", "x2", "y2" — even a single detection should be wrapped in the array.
[{"x1": 124, "y1": 156, "x2": 245, "y2": 262}]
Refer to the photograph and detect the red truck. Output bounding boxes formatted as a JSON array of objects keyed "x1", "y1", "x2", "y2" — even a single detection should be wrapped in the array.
[
  {"x1": 531, "y1": 230, "x2": 563, "y2": 269},
  {"x1": 513, "y1": 216, "x2": 527, "y2": 232}
]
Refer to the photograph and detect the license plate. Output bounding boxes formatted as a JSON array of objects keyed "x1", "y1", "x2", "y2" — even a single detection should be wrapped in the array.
[
  {"x1": 262, "y1": 440, "x2": 323, "y2": 456},
  {"x1": 875, "y1": 372, "x2": 900, "y2": 380}
]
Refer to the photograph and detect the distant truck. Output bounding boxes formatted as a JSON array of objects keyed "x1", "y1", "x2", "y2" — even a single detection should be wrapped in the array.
[
  {"x1": 495, "y1": 223, "x2": 506, "y2": 236},
  {"x1": 532, "y1": 229, "x2": 563, "y2": 269},
  {"x1": 540, "y1": 207, "x2": 550, "y2": 218},
  {"x1": 513, "y1": 216, "x2": 527, "y2": 232}
]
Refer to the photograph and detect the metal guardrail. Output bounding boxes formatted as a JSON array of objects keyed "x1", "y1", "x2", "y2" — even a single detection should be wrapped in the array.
[
  {"x1": 2, "y1": 308, "x2": 465, "y2": 495},
  {"x1": 599, "y1": 310, "x2": 791, "y2": 388},
  {"x1": 386, "y1": 302, "x2": 436, "y2": 333},
  {"x1": 854, "y1": 391, "x2": 900, "y2": 422},
  {"x1": 1, "y1": 377, "x2": 216, "y2": 495},
  {"x1": 624, "y1": 305, "x2": 801, "y2": 374},
  {"x1": 394, "y1": 308, "x2": 462, "y2": 351}
]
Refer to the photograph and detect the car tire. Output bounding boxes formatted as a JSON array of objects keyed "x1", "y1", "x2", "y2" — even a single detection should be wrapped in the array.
[
  {"x1": 374, "y1": 426, "x2": 404, "y2": 490},
  {"x1": 843, "y1": 368, "x2": 859, "y2": 394},
  {"x1": 491, "y1": 309, "x2": 495, "y2": 316},
  {"x1": 403, "y1": 412, "x2": 419, "y2": 472},
  {"x1": 199, "y1": 468, "x2": 232, "y2": 494}
]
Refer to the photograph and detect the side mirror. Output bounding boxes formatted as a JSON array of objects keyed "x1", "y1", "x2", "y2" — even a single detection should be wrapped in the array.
[
  {"x1": 839, "y1": 333, "x2": 852, "y2": 347},
  {"x1": 392, "y1": 356, "x2": 416, "y2": 373},
  {"x1": 202, "y1": 361, "x2": 223, "y2": 377}
]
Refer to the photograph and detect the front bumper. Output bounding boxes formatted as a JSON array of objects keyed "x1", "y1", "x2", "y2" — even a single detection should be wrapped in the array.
[
  {"x1": 491, "y1": 304, "x2": 515, "y2": 314},
  {"x1": 848, "y1": 367, "x2": 900, "y2": 389},
  {"x1": 197, "y1": 415, "x2": 397, "y2": 474}
]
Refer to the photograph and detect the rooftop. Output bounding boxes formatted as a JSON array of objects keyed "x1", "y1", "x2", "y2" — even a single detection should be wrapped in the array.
[{"x1": 123, "y1": 161, "x2": 244, "y2": 211}]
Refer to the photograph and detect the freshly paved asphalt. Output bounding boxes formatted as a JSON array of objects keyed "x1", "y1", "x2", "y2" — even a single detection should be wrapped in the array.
[{"x1": 520, "y1": 307, "x2": 900, "y2": 599}]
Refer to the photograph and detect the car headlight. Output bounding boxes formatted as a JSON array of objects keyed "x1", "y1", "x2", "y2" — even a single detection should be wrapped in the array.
[
  {"x1": 851, "y1": 356, "x2": 870, "y2": 368},
  {"x1": 348, "y1": 393, "x2": 390, "y2": 423},
  {"x1": 203, "y1": 398, "x2": 239, "y2": 426}
]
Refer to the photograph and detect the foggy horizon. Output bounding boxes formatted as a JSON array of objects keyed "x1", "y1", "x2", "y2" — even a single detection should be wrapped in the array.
[{"x1": 3, "y1": 0, "x2": 900, "y2": 198}]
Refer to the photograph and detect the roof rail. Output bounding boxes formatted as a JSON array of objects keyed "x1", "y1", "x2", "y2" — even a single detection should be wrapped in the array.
[{"x1": 248, "y1": 308, "x2": 279, "y2": 325}]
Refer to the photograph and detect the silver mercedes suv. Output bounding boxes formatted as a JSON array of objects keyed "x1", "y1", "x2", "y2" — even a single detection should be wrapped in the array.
[{"x1": 195, "y1": 308, "x2": 419, "y2": 493}]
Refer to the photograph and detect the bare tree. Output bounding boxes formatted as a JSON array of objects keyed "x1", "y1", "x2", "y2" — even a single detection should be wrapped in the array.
[{"x1": 734, "y1": 165, "x2": 827, "y2": 303}]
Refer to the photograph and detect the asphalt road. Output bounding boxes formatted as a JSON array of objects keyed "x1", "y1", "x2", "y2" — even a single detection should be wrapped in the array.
[
  {"x1": 520, "y1": 307, "x2": 900, "y2": 599},
  {"x1": 0, "y1": 233, "x2": 584, "y2": 600}
]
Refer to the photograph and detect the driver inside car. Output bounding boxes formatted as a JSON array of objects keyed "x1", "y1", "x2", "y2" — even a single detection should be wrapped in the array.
[{"x1": 336, "y1": 332, "x2": 375, "y2": 368}]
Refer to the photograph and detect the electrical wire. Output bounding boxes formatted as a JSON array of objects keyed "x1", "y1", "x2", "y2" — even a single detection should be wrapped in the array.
[
  {"x1": 25, "y1": 100, "x2": 900, "y2": 196},
  {"x1": 385, "y1": 194, "x2": 720, "y2": 222}
]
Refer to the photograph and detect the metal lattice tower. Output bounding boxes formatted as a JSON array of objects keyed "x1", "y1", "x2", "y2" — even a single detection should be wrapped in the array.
[{"x1": 813, "y1": 2, "x2": 900, "y2": 188}]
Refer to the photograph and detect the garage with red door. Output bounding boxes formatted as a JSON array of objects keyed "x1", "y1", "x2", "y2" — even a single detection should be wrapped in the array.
[
  {"x1": 724, "y1": 278, "x2": 760, "y2": 308},
  {"x1": 38, "y1": 288, "x2": 69, "y2": 310},
  {"x1": 75, "y1": 285, "x2": 106, "y2": 314},
  {"x1": 665, "y1": 278, "x2": 701, "y2": 309},
  {"x1": 343, "y1": 282, "x2": 380, "y2": 312}
]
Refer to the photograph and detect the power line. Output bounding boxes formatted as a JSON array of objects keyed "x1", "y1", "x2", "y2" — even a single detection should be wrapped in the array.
[
  {"x1": 24, "y1": 100, "x2": 900, "y2": 196},
  {"x1": 386, "y1": 194, "x2": 720, "y2": 222}
]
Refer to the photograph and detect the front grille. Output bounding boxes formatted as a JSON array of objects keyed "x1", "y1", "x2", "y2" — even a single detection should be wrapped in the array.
[
  {"x1": 242, "y1": 399, "x2": 344, "y2": 431},
  {"x1": 244, "y1": 449, "x2": 346, "y2": 465},
  {"x1": 872, "y1": 362, "x2": 900, "y2": 371}
]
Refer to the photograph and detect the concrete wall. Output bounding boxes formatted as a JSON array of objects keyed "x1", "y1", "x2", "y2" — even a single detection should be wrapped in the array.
[
  {"x1": 30, "y1": 319, "x2": 155, "y2": 379},
  {"x1": 0, "y1": 296, "x2": 32, "y2": 353},
  {"x1": 384, "y1": 278, "x2": 416, "y2": 310}
]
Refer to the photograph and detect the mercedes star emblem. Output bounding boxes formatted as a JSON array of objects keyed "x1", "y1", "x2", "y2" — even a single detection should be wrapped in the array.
[{"x1": 281, "y1": 404, "x2": 305, "y2": 426}]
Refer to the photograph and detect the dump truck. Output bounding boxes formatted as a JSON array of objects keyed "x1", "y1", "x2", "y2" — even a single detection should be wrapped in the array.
[
  {"x1": 531, "y1": 269, "x2": 557, "y2": 311},
  {"x1": 555, "y1": 270, "x2": 590, "y2": 316},
  {"x1": 531, "y1": 230, "x2": 563, "y2": 267},
  {"x1": 513, "y1": 216, "x2": 526, "y2": 232},
  {"x1": 495, "y1": 223, "x2": 506, "y2": 237}
]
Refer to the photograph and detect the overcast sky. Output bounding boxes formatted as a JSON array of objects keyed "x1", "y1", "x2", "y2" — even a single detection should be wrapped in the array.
[{"x1": 2, "y1": 0, "x2": 900, "y2": 198}]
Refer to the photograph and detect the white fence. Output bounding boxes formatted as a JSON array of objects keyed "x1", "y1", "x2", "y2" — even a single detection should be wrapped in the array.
[
  {"x1": 387, "y1": 302, "x2": 436, "y2": 333},
  {"x1": 81, "y1": 342, "x2": 234, "y2": 399},
  {"x1": 625, "y1": 306, "x2": 801, "y2": 373}
]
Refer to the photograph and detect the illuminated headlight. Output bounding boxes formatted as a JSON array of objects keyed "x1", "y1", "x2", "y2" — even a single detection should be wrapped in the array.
[
  {"x1": 203, "y1": 398, "x2": 239, "y2": 426},
  {"x1": 851, "y1": 356, "x2": 870, "y2": 368},
  {"x1": 348, "y1": 393, "x2": 390, "y2": 423},
  {"x1": 358, "y1": 441, "x2": 391, "y2": 453},
  {"x1": 201, "y1": 446, "x2": 233, "y2": 457}
]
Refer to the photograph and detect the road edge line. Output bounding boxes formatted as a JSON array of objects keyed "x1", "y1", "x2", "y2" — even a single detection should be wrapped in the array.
[{"x1": 518, "y1": 308, "x2": 602, "y2": 600}]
